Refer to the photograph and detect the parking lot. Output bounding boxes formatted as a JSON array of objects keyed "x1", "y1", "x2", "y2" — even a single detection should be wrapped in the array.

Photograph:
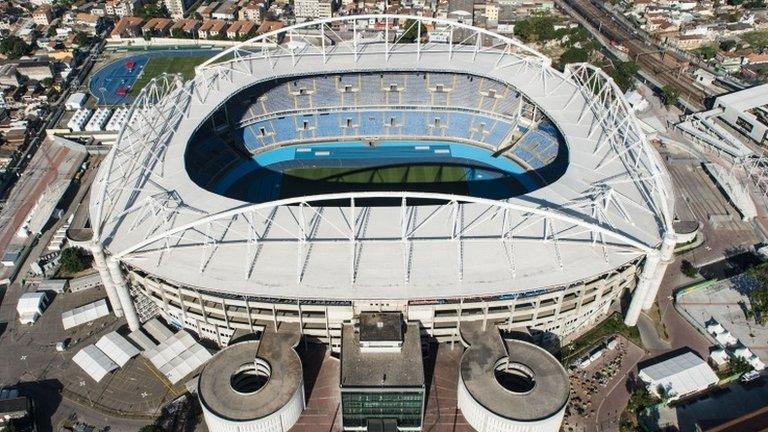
[
  {"x1": 0, "y1": 282, "x2": 178, "y2": 431},
  {"x1": 678, "y1": 275, "x2": 768, "y2": 363}
]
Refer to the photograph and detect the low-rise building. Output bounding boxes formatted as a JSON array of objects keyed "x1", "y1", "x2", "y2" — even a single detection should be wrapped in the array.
[
  {"x1": 238, "y1": 1, "x2": 264, "y2": 21},
  {"x1": 199, "y1": 19, "x2": 229, "y2": 38},
  {"x1": 639, "y1": 351, "x2": 718, "y2": 401},
  {"x1": 16, "y1": 61, "x2": 53, "y2": 81},
  {"x1": 110, "y1": 16, "x2": 144, "y2": 40},
  {"x1": 212, "y1": 1, "x2": 240, "y2": 20},
  {"x1": 142, "y1": 17, "x2": 173, "y2": 36},
  {"x1": 170, "y1": 18, "x2": 199, "y2": 37},
  {"x1": 226, "y1": 20, "x2": 256, "y2": 39}
]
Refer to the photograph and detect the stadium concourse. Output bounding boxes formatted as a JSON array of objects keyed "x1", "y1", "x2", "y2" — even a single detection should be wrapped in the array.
[{"x1": 83, "y1": 17, "x2": 676, "y2": 428}]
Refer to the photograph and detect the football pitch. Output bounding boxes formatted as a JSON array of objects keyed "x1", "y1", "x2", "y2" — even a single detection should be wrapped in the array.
[
  {"x1": 130, "y1": 55, "x2": 210, "y2": 96},
  {"x1": 282, "y1": 164, "x2": 471, "y2": 183}
]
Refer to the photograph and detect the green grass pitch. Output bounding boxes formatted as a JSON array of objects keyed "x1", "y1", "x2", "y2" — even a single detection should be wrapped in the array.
[{"x1": 130, "y1": 56, "x2": 210, "y2": 96}]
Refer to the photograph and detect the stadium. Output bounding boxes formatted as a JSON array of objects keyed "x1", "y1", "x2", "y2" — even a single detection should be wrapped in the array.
[{"x1": 88, "y1": 15, "x2": 676, "y2": 351}]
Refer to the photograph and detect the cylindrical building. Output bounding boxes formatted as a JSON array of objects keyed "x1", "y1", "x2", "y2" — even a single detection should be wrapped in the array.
[{"x1": 197, "y1": 328, "x2": 304, "y2": 432}]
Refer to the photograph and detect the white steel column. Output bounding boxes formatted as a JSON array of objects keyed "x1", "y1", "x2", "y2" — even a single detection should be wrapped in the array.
[
  {"x1": 90, "y1": 242, "x2": 124, "y2": 318},
  {"x1": 642, "y1": 233, "x2": 677, "y2": 310},
  {"x1": 106, "y1": 257, "x2": 141, "y2": 331},
  {"x1": 624, "y1": 251, "x2": 660, "y2": 326}
]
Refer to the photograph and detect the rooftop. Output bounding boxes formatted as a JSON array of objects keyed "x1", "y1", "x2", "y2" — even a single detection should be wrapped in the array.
[
  {"x1": 197, "y1": 323, "x2": 302, "y2": 421},
  {"x1": 340, "y1": 319, "x2": 424, "y2": 388},
  {"x1": 359, "y1": 312, "x2": 403, "y2": 343},
  {"x1": 459, "y1": 323, "x2": 569, "y2": 421}
]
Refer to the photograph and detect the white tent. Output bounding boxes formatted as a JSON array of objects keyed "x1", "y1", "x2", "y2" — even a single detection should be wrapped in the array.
[
  {"x1": 144, "y1": 331, "x2": 212, "y2": 384},
  {"x1": 143, "y1": 318, "x2": 174, "y2": 342},
  {"x1": 95, "y1": 331, "x2": 140, "y2": 367},
  {"x1": 72, "y1": 345, "x2": 118, "y2": 382},
  {"x1": 715, "y1": 331, "x2": 738, "y2": 346},
  {"x1": 16, "y1": 292, "x2": 48, "y2": 324},
  {"x1": 639, "y1": 352, "x2": 718, "y2": 400},
  {"x1": 707, "y1": 322, "x2": 725, "y2": 335},
  {"x1": 62, "y1": 299, "x2": 110, "y2": 330}
]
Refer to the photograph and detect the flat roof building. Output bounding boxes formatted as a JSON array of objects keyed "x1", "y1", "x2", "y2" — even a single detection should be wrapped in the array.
[
  {"x1": 639, "y1": 351, "x2": 719, "y2": 401},
  {"x1": 340, "y1": 312, "x2": 425, "y2": 431}
]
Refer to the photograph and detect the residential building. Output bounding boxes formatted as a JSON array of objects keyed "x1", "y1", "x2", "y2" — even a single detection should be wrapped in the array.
[
  {"x1": 33, "y1": 5, "x2": 53, "y2": 26},
  {"x1": 212, "y1": 2, "x2": 240, "y2": 20},
  {"x1": 170, "y1": 18, "x2": 199, "y2": 37},
  {"x1": 164, "y1": 0, "x2": 192, "y2": 19},
  {"x1": 257, "y1": 19, "x2": 284, "y2": 34},
  {"x1": 226, "y1": 20, "x2": 256, "y2": 39},
  {"x1": 238, "y1": 1, "x2": 264, "y2": 21},
  {"x1": 16, "y1": 61, "x2": 53, "y2": 81},
  {"x1": 74, "y1": 12, "x2": 101, "y2": 29},
  {"x1": 110, "y1": 16, "x2": 144, "y2": 40},
  {"x1": 105, "y1": 0, "x2": 138, "y2": 17},
  {"x1": 142, "y1": 17, "x2": 173, "y2": 36},
  {"x1": 294, "y1": 0, "x2": 333, "y2": 20},
  {"x1": 198, "y1": 19, "x2": 229, "y2": 38}
]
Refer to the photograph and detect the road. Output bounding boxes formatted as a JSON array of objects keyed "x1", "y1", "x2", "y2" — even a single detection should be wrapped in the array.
[{"x1": 558, "y1": 0, "x2": 707, "y2": 111}]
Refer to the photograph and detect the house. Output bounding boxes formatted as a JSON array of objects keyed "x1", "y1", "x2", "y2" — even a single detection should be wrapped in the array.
[
  {"x1": 226, "y1": 20, "x2": 256, "y2": 39},
  {"x1": 170, "y1": 18, "x2": 199, "y2": 37},
  {"x1": 257, "y1": 19, "x2": 284, "y2": 35},
  {"x1": 141, "y1": 17, "x2": 173, "y2": 37},
  {"x1": 199, "y1": 2, "x2": 221, "y2": 19},
  {"x1": 110, "y1": 16, "x2": 144, "y2": 40},
  {"x1": 198, "y1": 19, "x2": 229, "y2": 38}
]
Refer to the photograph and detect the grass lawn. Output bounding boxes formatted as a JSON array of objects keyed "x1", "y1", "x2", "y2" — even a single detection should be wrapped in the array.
[
  {"x1": 130, "y1": 55, "x2": 210, "y2": 96},
  {"x1": 283, "y1": 164, "x2": 470, "y2": 183}
]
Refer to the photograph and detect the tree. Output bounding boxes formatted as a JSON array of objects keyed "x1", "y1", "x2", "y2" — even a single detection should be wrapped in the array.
[
  {"x1": 514, "y1": 14, "x2": 558, "y2": 43},
  {"x1": 41, "y1": 77, "x2": 53, "y2": 88},
  {"x1": 73, "y1": 31, "x2": 90, "y2": 46},
  {"x1": 660, "y1": 85, "x2": 679, "y2": 106},
  {"x1": 729, "y1": 356, "x2": 753, "y2": 375},
  {"x1": 681, "y1": 259, "x2": 698, "y2": 278},
  {"x1": 610, "y1": 61, "x2": 639, "y2": 93},
  {"x1": 720, "y1": 39, "x2": 738, "y2": 52},
  {"x1": 171, "y1": 28, "x2": 186, "y2": 39},
  {"x1": 559, "y1": 47, "x2": 589, "y2": 66},
  {"x1": 696, "y1": 44, "x2": 718, "y2": 60},
  {"x1": 138, "y1": 425, "x2": 163, "y2": 432},
  {"x1": 60, "y1": 247, "x2": 87, "y2": 274},
  {"x1": 0, "y1": 35, "x2": 31, "y2": 60},
  {"x1": 399, "y1": 18, "x2": 427, "y2": 43}
]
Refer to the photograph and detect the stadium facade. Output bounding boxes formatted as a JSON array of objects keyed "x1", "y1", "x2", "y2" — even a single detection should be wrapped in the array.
[{"x1": 88, "y1": 16, "x2": 676, "y2": 351}]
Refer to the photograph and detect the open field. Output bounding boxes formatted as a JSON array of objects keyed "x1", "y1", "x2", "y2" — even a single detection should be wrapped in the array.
[
  {"x1": 283, "y1": 164, "x2": 471, "y2": 183},
  {"x1": 130, "y1": 56, "x2": 209, "y2": 96}
]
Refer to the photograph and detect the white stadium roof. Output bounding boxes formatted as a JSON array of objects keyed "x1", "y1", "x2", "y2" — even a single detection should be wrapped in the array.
[
  {"x1": 95, "y1": 331, "x2": 140, "y2": 367},
  {"x1": 90, "y1": 15, "x2": 674, "y2": 301},
  {"x1": 144, "y1": 331, "x2": 212, "y2": 384},
  {"x1": 639, "y1": 352, "x2": 718, "y2": 399},
  {"x1": 73, "y1": 344, "x2": 119, "y2": 382},
  {"x1": 62, "y1": 299, "x2": 110, "y2": 330}
]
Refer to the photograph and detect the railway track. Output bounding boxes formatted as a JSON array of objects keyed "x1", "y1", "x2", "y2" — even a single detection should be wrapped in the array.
[{"x1": 563, "y1": 0, "x2": 707, "y2": 110}]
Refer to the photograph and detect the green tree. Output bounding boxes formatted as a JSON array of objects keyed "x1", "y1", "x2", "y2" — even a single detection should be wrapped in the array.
[
  {"x1": 696, "y1": 44, "x2": 718, "y2": 60},
  {"x1": 399, "y1": 18, "x2": 427, "y2": 43},
  {"x1": 41, "y1": 77, "x2": 53, "y2": 87},
  {"x1": 514, "y1": 14, "x2": 558, "y2": 43},
  {"x1": 60, "y1": 247, "x2": 87, "y2": 274},
  {"x1": 171, "y1": 28, "x2": 186, "y2": 39},
  {"x1": 559, "y1": 47, "x2": 589, "y2": 66},
  {"x1": 609, "y1": 61, "x2": 639, "y2": 93},
  {"x1": 138, "y1": 425, "x2": 163, "y2": 432},
  {"x1": 0, "y1": 35, "x2": 31, "y2": 59},
  {"x1": 681, "y1": 259, "x2": 698, "y2": 278},
  {"x1": 660, "y1": 84, "x2": 679, "y2": 106},
  {"x1": 729, "y1": 356, "x2": 753, "y2": 375},
  {"x1": 73, "y1": 31, "x2": 90, "y2": 46}
]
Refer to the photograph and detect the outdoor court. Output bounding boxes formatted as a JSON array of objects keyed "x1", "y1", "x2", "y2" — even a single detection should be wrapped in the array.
[{"x1": 89, "y1": 49, "x2": 220, "y2": 106}]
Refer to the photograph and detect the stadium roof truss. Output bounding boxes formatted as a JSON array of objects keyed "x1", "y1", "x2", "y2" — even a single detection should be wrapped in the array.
[{"x1": 90, "y1": 15, "x2": 675, "y2": 299}]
